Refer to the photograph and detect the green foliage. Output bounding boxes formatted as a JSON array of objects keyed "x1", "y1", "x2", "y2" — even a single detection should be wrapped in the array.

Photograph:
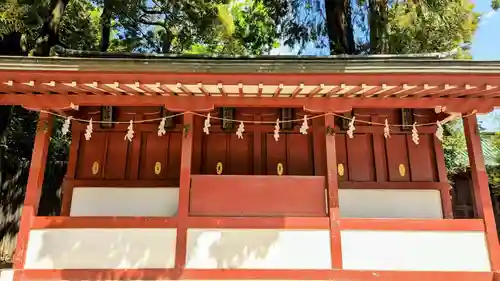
[
  {"x1": 493, "y1": 0, "x2": 500, "y2": 10},
  {"x1": 386, "y1": 0, "x2": 479, "y2": 55},
  {"x1": 442, "y1": 120, "x2": 468, "y2": 175}
]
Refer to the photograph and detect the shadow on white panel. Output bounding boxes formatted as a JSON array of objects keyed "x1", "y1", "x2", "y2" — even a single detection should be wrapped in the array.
[
  {"x1": 24, "y1": 229, "x2": 177, "y2": 269},
  {"x1": 185, "y1": 229, "x2": 331, "y2": 269}
]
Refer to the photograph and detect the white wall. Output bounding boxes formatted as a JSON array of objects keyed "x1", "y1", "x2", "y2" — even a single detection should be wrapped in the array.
[
  {"x1": 339, "y1": 189, "x2": 443, "y2": 219},
  {"x1": 70, "y1": 187, "x2": 179, "y2": 217},
  {"x1": 185, "y1": 229, "x2": 331, "y2": 269},
  {"x1": 24, "y1": 229, "x2": 177, "y2": 269},
  {"x1": 0, "y1": 270, "x2": 13, "y2": 281},
  {"x1": 341, "y1": 230, "x2": 490, "y2": 271}
]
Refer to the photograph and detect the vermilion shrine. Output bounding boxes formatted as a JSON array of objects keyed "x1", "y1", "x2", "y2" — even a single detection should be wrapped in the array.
[{"x1": 1, "y1": 53, "x2": 499, "y2": 281}]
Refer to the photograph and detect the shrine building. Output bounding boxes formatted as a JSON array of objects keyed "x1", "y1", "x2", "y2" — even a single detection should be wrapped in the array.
[{"x1": 1, "y1": 51, "x2": 500, "y2": 281}]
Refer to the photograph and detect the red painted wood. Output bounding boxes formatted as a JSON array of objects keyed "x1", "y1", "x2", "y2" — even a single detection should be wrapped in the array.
[
  {"x1": 265, "y1": 133, "x2": 287, "y2": 175},
  {"x1": 463, "y1": 114, "x2": 500, "y2": 271},
  {"x1": 175, "y1": 113, "x2": 194, "y2": 270},
  {"x1": 16, "y1": 268, "x2": 494, "y2": 281},
  {"x1": 13, "y1": 113, "x2": 52, "y2": 271},
  {"x1": 340, "y1": 181, "x2": 449, "y2": 190},
  {"x1": 407, "y1": 134, "x2": 436, "y2": 181},
  {"x1": 189, "y1": 175, "x2": 326, "y2": 216},
  {"x1": 370, "y1": 115, "x2": 388, "y2": 182},
  {"x1": 335, "y1": 134, "x2": 348, "y2": 181},
  {"x1": 2, "y1": 92, "x2": 495, "y2": 113},
  {"x1": 253, "y1": 115, "x2": 263, "y2": 175},
  {"x1": 386, "y1": 134, "x2": 410, "y2": 182},
  {"x1": 324, "y1": 114, "x2": 343, "y2": 269},
  {"x1": 166, "y1": 133, "x2": 182, "y2": 179},
  {"x1": 32, "y1": 216, "x2": 178, "y2": 229},
  {"x1": 139, "y1": 132, "x2": 168, "y2": 180},
  {"x1": 104, "y1": 132, "x2": 129, "y2": 179},
  {"x1": 433, "y1": 136, "x2": 453, "y2": 218},
  {"x1": 127, "y1": 130, "x2": 142, "y2": 180},
  {"x1": 346, "y1": 134, "x2": 375, "y2": 181},
  {"x1": 75, "y1": 132, "x2": 106, "y2": 179},
  {"x1": 186, "y1": 217, "x2": 330, "y2": 229},
  {"x1": 227, "y1": 133, "x2": 253, "y2": 175},
  {"x1": 312, "y1": 118, "x2": 326, "y2": 177},
  {"x1": 63, "y1": 179, "x2": 180, "y2": 187},
  {"x1": 287, "y1": 133, "x2": 314, "y2": 175},
  {"x1": 191, "y1": 116, "x2": 203, "y2": 174},
  {"x1": 339, "y1": 218, "x2": 485, "y2": 231},
  {"x1": 60, "y1": 131, "x2": 81, "y2": 216},
  {"x1": 203, "y1": 133, "x2": 227, "y2": 174}
]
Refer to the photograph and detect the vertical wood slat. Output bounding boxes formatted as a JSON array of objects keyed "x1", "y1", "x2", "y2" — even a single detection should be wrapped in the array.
[
  {"x1": 253, "y1": 115, "x2": 262, "y2": 175},
  {"x1": 324, "y1": 114, "x2": 342, "y2": 269},
  {"x1": 433, "y1": 136, "x2": 453, "y2": 219},
  {"x1": 312, "y1": 118, "x2": 325, "y2": 177},
  {"x1": 60, "y1": 131, "x2": 81, "y2": 216},
  {"x1": 370, "y1": 115, "x2": 387, "y2": 182},
  {"x1": 463, "y1": 114, "x2": 500, "y2": 271},
  {"x1": 127, "y1": 115, "x2": 142, "y2": 180},
  {"x1": 174, "y1": 113, "x2": 194, "y2": 272},
  {"x1": 13, "y1": 113, "x2": 52, "y2": 277}
]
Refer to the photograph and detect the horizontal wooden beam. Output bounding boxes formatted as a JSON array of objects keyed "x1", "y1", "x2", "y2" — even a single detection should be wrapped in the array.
[
  {"x1": 15, "y1": 269, "x2": 494, "y2": 281},
  {"x1": 32, "y1": 216, "x2": 178, "y2": 229},
  {"x1": 0, "y1": 94, "x2": 494, "y2": 113},
  {"x1": 339, "y1": 218, "x2": 485, "y2": 231},
  {"x1": 186, "y1": 217, "x2": 330, "y2": 229},
  {"x1": 339, "y1": 181, "x2": 450, "y2": 190},
  {"x1": 64, "y1": 179, "x2": 180, "y2": 188},
  {"x1": 31, "y1": 216, "x2": 483, "y2": 231}
]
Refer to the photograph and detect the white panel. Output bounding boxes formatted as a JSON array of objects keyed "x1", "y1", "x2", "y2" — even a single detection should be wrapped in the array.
[
  {"x1": 339, "y1": 189, "x2": 443, "y2": 219},
  {"x1": 70, "y1": 188, "x2": 179, "y2": 217},
  {"x1": 24, "y1": 229, "x2": 176, "y2": 269},
  {"x1": 341, "y1": 230, "x2": 490, "y2": 271},
  {"x1": 185, "y1": 229, "x2": 331, "y2": 269},
  {"x1": 0, "y1": 270, "x2": 13, "y2": 281}
]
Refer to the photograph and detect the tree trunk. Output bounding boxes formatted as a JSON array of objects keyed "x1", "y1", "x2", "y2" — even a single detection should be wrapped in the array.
[
  {"x1": 324, "y1": 0, "x2": 355, "y2": 55},
  {"x1": 99, "y1": 0, "x2": 112, "y2": 52},
  {"x1": 368, "y1": 0, "x2": 388, "y2": 54},
  {"x1": 161, "y1": 29, "x2": 173, "y2": 53},
  {"x1": 30, "y1": 0, "x2": 70, "y2": 56},
  {"x1": 0, "y1": 32, "x2": 24, "y2": 55}
]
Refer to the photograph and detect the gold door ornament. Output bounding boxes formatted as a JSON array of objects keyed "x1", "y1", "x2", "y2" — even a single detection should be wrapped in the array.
[
  {"x1": 398, "y1": 164, "x2": 406, "y2": 177},
  {"x1": 216, "y1": 162, "x2": 223, "y2": 175},
  {"x1": 277, "y1": 163, "x2": 284, "y2": 176},
  {"x1": 337, "y1": 163, "x2": 345, "y2": 177},
  {"x1": 92, "y1": 161, "x2": 100, "y2": 175},
  {"x1": 154, "y1": 162, "x2": 162, "y2": 175}
]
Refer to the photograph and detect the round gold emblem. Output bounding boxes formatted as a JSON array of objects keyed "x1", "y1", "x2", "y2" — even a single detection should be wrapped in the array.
[
  {"x1": 337, "y1": 163, "x2": 345, "y2": 177},
  {"x1": 154, "y1": 162, "x2": 162, "y2": 175},
  {"x1": 216, "y1": 162, "x2": 223, "y2": 175},
  {"x1": 277, "y1": 163, "x2": 284, "y2": 176},
  {"x1": 398, "y1": 164, "x2": 406, "y2": 177},
  {"x1": 92, "y1": 161, "x2": 100, "y2": 175}
]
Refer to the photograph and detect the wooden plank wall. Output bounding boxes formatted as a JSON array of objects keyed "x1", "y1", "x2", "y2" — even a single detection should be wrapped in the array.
[{"x1": 67, "y1": 107, "x2": 442, "y2": 183}]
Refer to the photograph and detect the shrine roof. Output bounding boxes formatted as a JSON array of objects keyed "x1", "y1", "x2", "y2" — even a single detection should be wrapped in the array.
[
  {"x1": 0, "y1": 46, "x2": 499, "y2": 113},
  {"x1": 1, "y1": 46, "x2": 500, "y2": 74}
]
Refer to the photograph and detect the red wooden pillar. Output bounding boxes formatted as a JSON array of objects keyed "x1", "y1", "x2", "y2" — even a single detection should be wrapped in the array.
[
  {"x1": 60, "y1": 131, "x2": 80, "y2": 216},
  {"x1": 324, "y1": 114, "x2": 342, "y2": 269},
  {"x1": 13, "y1": 113, "x2": 52, "y2": 275},
  {"x1": 463, "y1": 114, "x2": 500, "y2": 271},
  {"x1": 174, "y1": 113, "x2": 194, "y2": 273}
]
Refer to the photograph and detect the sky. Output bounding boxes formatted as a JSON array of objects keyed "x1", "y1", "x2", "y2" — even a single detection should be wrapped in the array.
[
  {"x1": 471, "y1": 0, "x2": 500, "y2": 132},
  {"x1": 271, "y1": 1, "x2": 500, "y2": 132}
]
